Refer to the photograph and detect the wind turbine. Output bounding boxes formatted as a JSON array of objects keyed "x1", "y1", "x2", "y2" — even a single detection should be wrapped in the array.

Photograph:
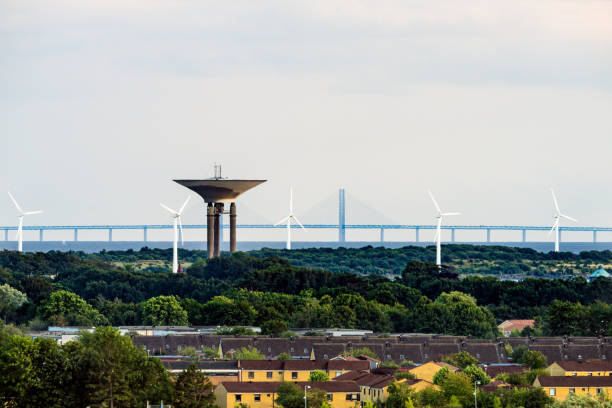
[
  {"x1": 160, "y1": 196, "x2": 191, "y2": 273},
  {"x1": 549, "y1": 188, "x2": 577, "y2": 252},
  {"x1": 274, "y1": 187, "x2": 305, "y2": 250},
  {"x1": 428, "y1": 190, "x2": 460, "y2": 267},
  {"x1": 8, "y1": 192, "x2": 43, "y2": 253}
]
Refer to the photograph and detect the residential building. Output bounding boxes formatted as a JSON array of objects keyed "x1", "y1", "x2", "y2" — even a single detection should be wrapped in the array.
[
  {"x1": 214, "y1": 381, "x2": 361, "y2": 408},
  {"x1": 547, "y1": 361, "x2": 612, "y2": 377},
  {"x1": 409, "y1": 361, "x2": 458, "y2": 383},
  {"x1": 238, "y1": 360, "x2": 370, "y2": 382},
  {"x1": 161, "y1": 360, "x2": 239, "y2": 386},
  {"x1": 533, "y1": 376, "x2": 612, "y2": 401},
  {"x1": 498, "y1": 320, "x2": 535, "y2": 337}
]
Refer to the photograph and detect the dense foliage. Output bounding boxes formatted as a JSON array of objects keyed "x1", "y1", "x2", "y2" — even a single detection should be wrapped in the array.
[{"x1": 0, "y1": 248, "x2": 610, "y2": 337}]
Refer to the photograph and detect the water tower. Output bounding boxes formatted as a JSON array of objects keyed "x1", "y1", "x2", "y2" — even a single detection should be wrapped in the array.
[{"x1": 174, "y1": 165, "x2": 266, "y2": 258}]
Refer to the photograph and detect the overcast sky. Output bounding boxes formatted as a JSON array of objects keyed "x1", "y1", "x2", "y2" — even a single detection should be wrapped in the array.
[{"x1": 1, "y1": 0, "x2": 612, "y2": 242}]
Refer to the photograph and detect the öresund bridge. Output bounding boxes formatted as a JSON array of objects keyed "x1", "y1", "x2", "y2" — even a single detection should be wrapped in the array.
[{"x1": 2, "y1": 189, "x2": 612, "y2": 245}]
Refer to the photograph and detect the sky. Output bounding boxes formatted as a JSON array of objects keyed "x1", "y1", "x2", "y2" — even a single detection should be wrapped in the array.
[{"x1": 1, "y1": 0, "x2": 612, "y2": 242}]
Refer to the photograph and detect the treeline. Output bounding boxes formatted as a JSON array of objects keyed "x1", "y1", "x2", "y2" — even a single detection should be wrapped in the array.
[
  {"x1": 77, "y1": 245, "x2": 612, "y2": 276},
  {"x1": 0, "y1": 325, "x2": 213, "y2": 408},
  {"x1": 0, "y1": 251, "x2": 611, "y2": 336}
]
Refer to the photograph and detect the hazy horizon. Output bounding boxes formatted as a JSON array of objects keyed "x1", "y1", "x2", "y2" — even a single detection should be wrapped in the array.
[{"x1": 2, "y1": 0, "x2": 612, "y2": 243}]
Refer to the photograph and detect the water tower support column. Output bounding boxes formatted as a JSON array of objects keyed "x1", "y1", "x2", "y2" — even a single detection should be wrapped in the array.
[
  {"x1": 207, "y1": 203, "x2": 214, "y2": 258},
  {"x1": 230, "y1": 202, "x2": 237, "y2": 253},
  {"x1": 214, "y1": 203, "x2": 224, "y2": 257}
]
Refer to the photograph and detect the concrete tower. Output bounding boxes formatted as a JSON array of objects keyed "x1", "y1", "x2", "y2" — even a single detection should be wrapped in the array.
[{"x1": 174, "y1": 165, "x2": 266, "y2": 258}]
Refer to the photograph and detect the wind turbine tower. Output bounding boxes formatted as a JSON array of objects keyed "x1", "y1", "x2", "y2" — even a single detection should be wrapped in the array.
[
  {"x1": 549, "y1": 188, "x2": 578, "y2": 252},
  {"x1": 160, "y1": 196, "x2": 191, "y2": 273},
  {"x1": 8, "y1": 192, "x2": 43, "y2": 253},
  {"x1": 428, "y1": 190, "x2": 460, "y2": 266},
  {"x1": 275, "y1": 187, "x2": 305, "y2": 250}
]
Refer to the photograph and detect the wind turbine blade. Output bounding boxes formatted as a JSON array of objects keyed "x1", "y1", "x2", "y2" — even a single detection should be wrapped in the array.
[
  {"x1": 160, "y1": 203, "x2": 178, "y2": 215},
  {"x1": 441, "y1": 212, "x2": 461, "y2": 216},
  {"x1": 292, "y1": 215, "x2": 306, "y2": 230},
  {"x1": 23, "y1": 210, "x2": 43, "y2": 216},
  {"x1": 548, "y1": 219, "x2": 559, "y2": 237},
  {"x1": 550, "y1": 188, "x2": 560, "y2": 213},
  {"x1": 428, "y1": 190, "x2": 441, "y2": 213},
  {"x1": 274, "y1": 215, "x2": 290, "y2": 226},
  {"x1": 178, "y1": 196, "x2": 191, "y2": 215},
  {"x1": 8, "y1": 192, "x2": 23, "y2": 213},
  {"x1": 561, "y1": 214, "x2": 578, "y2": 223}
]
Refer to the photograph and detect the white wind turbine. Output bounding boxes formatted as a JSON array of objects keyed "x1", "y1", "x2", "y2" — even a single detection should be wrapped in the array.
[
  {"x1": 275, "y1": 187, "x2": 305, "y2": 250},
  {"x1": 428, "y1": 190, "x2": 460, "y2": 267},
  {"x1": 549, "y1": 188, "x2": 578, "y2": 252},
  {"x1": 8, "y1": 192, "x2": 43, "y2": 253},
  {"x1": 160, "y1": 196, "x2": 191, "y2": 273}
]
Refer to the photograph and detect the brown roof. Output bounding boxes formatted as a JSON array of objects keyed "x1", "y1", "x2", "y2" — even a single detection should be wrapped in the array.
[
  {"x1": 425, "y1": 344, "x2": 461, "y2": 361},
  {"x1": 536, "y1": 376, "x2": 612, "y2": 387},
  {"x1": 528, "y1": 345, "x2": 561, "y2": 364},
  {"x1": 333, "y1": 370, "x2": 370, "y2": 381},
  {"x1": 554, "y1": 360, "x2": 612, "y2": 372},
  {"x1": 562, "y1": 345, "x2": 602, "y2": 361},
  {"x1": 238, "y1": 360, "x2": 370, "y2": 372},
  {"x1": 498, "y1": 320, "x2": 535, "y2": 331},
  {"x1": 480, "y1": 380, "x2": 512, "y2": 392},
  {"x1": 483, "y1": 365, "x2": 526, "y2": 378},
  {"x1": 221, "y1": 381, "x2": 360, "y2": 393},
  {"x1": 312, "y1": 344, "x2": 346, "y2": 360},
  {"x1": 462, "y1": 343, "x2": 502, "y2": 364}
]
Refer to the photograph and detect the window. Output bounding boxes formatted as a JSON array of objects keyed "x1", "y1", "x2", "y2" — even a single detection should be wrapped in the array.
[
  {"x1": 324, "y1": 354, "x2": 329, "y2": 359},
  {"x1": 292, "y1": 372, "x2": 298, "y2": 379},
  {"x1": 254, "y1": 394, "x2": 261, "y2": 402},
  {"x1": 424, "y1": 353, "x2": 428, "y2": 359},
  {"x1": 235, "y1": 395, "x2": 242, "y2": 402},
  {"x1": 549, "y1": 388, "x2": 556, "y2": 396},
  {"x1": 589, "y1": 373, "x2": 593, "y2": 376},
  {"x1": 268, "y1": 347, "x2": 271, "y2": 352},
  {"x1": 304, "y1": 348, "x2": 308, "y2": 353},
  {"x1": 248, "y1": 372, "x2": 254, "y2": 379},
  {"x1": 476, "y1": 353, "x2": 480, "y2": 359},
  {"x1": 386, "y1": 355, "x2": 391, "y2": 360},
  {"x1": 400, "y1": 355, "x2": 404, "y2": 360},
  {"x1": 327, "y1": 394, "x2": 333, "y2": 401},
  {"x1": 597, "y1": 389, "x2": 603, "y2": 395},
  {"x1": 569, "y1": 388, "x2": 575, "y2": 393},
  {"x1": 177, "y1": 345, "x2": 182, "y2": 351},
  {"x1": 291, "y1": 347, "x2": 295, "y2": 352},
  {"x1": 336, "y1": 372, "x2": 342, "y2": 377},
  {"x1": 267, "y1": 372, "x2": 273, "y2": 379},
  {"x1": 573, "y1": 373, "x2": 577, "y2": 376}
]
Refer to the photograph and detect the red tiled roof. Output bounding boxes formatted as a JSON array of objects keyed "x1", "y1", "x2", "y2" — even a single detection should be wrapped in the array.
[{"x1": 498, "y1": 320, "x2": 535, "y2": 331}]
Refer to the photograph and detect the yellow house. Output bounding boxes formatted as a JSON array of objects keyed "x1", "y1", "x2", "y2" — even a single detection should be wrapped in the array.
[
  {"x1": 409, "y1": 361, "x2": 458, "y2": 383},
  {"x1": 533, "y1": 376, "x2": 612, "y2": 401},
  {"x1": 547, "y1": 361, "x2": 612, "y2": 377},
  {"x1": 214, "y1": 381, "x2": 361, "y2": 408},
  {"x1": 239, "y1": 360, "x2": 369, "y2": 382},
  {"x1": 334, "y1": 371, "x2": 439, "y2": 405}
]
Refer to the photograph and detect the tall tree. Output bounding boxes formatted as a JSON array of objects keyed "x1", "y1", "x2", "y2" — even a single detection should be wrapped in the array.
[
  {"x1": 0, "y1": 284, "x2": 27, "y2": 322},
  {"x1": 173, "y1": 363, "x2": 215, "y2": 408},
  {"x1": 142, "y1": 295, "x2": 189, "y2": 326}
]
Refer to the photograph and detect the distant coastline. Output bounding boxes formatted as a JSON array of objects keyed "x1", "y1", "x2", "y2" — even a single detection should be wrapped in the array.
[{"x1": 3, "y1": 241, "x2": 612, "y2": 254}]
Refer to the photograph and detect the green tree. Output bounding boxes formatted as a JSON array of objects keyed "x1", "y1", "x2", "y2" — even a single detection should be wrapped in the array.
[
  {"x1": 309, "y1": 370, "x2": 330, "y2": 382},
  {"x1": 439, "y1": 372, "x2": 473, "y2": 408},
  {"x1": 433, "y1": 367, "x2": 451, "y2": 385},
  {"x1": 173, "y1": 363, "x2": 216, "y2": 408},
  {"x1": 394, "y1": 371, "x2": 416, "y2": 380},
  {"x1": 261, "y1": 319, "x2": 288, "y2": 336},
  {"x1": 463, "y1": 364, "x2": 491, "y2": 385},
  {"x1": 230, "y1": 346, "x2": 265, "y2": 360},
  {"x1": 276, "y1": 382, "x2": 304, "y2": 408},
  {"x1": 39, "y1": 290, "x2": 107, "y2": 326},
  {"x1": 0, "y1": 330, "x2": 34, "y2": 404},
  {"x1": 348, "y1": 347, "x2": 379, "y2": 359},
  {"x1": 547, "y1": 392, "x2": 612, "y2": 408},
  {"x1": 142, "y1": 295, "x2": 188, "y2": 326},
  {"x1": 519, "y1": 350, "x2": 547, "y2": 369},
  {"x1": 78, "y1": 326, "x2": 172, "y2": 407},
  {"x1": 443, "y1": 351, "x2": 479, "y2": 369},
  {"x1": 202, "y1": 346, "x2": 220, "y2": 359},
  {"x1": 0, "y1": 284, "x2": 27, "y2": 322},
  {"x1": 277, "y1": 352, "x2": 291, "y2": 360},
  {"x1": 386, "y1": 382, "x2": 415, "y2": 408},
  {"x1": 511, "y1": 345, "x2": 528, "y2": 363}
]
